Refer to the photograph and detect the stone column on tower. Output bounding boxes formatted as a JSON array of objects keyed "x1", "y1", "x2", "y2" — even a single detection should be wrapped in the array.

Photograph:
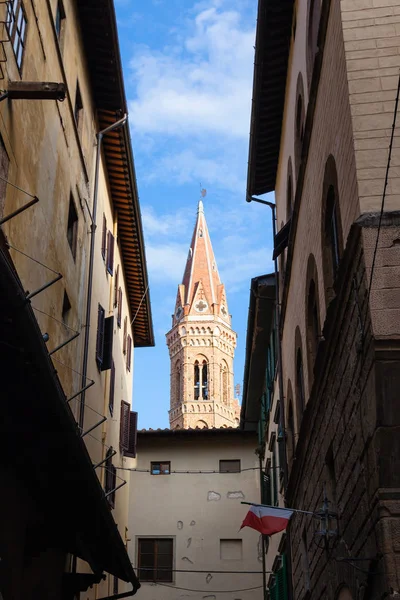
[{"x1": 166, "y1": 200, "x2": 240, "y2": 429}]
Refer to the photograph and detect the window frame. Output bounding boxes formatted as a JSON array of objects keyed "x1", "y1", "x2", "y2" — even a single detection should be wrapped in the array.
[
  {"x1": 150, "y1": 461, "x2": 171, "y2": 476},
  {"x1": 105, "y1": 447, "x2": 116, "y2": 509},
  {"x1": 7, "y1": 0, "x2": 28, "y2": 73},
  {"x1": 55, "y1": 0, "x2": 66, "y2": 44},
  {"x1": 74, "y1": 81, "x2": 83, "y2": 137},
  {"x1": 137, "y1": 537, "x2": 174, "y2": 583},
  {"x1": 219, "y1": 459, "x2": 241, "y2": 473},
  {"x1": 96, "y1": 304, "x2": 105, "y2": 368}
]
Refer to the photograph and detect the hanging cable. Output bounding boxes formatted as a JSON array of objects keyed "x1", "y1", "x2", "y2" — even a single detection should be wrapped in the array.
[
  {"x1": 152, "y1": 582, "x2": 263, "y2": 593},
  {"x1": 6, "y1": 242, "x2": 60, "y2": 273},
  {"x1": 0, "y1": 173, "x2": 36, "y2": 197},
  {"x1": 32, "y1": 305, "x2": 80, "y2": 334},
  {"x1": 130, "y1": 284, "x2": 149, "y2": 326}
]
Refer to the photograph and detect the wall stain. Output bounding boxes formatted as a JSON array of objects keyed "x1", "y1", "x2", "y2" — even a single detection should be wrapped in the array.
[
  {"x1": 177, "y1": 520, "x2": 184, "y2": 530},
  {"x1": 187, "y1": 537, "x2": 192, "y2": 548},
  {"x1": 182, "y1": 556, "x2": 194, "y2": 564},
  {"x1": 207, "y1": 491, "x2": 221, "y2": 501},
  {"x1": 206, "y1": 573, "x2": 213, "y2": 584},
  {"x1": 227, "y1": 491, "x2": 245, "y2": 500}
]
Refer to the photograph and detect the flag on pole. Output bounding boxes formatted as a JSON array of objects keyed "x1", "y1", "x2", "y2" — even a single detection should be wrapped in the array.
[{"x1": 240, "y1": 505, "x2": 294, "y2": 536}]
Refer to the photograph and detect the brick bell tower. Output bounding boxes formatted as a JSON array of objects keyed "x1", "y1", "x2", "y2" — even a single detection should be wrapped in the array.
[{"x1": 166, "y1": 199, "x2": 240, "y2": 429}]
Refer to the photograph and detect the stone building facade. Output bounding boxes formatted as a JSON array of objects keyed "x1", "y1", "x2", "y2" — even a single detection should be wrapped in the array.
[
  {"x1": 0, "y1": 1, "x2": 153, "y2": 598},
  {"x1": 246, "y1": 0, "x2": 400, "y2": 598},
  {"x1": 166, "y1": 200, "x2": 240, "y2": 429}
]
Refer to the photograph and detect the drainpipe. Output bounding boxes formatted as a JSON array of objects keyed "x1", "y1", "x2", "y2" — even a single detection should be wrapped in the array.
[
  {"x1": 97, "y1": 583, "x2": 138, "y2": 600},
  {"x1": 259, "y1": 453, "x2": 267, "y2": 600},
  {"x1": 79, "y1": 114, "x2": 128, "y2": 430},
  {"x1": 247, "y1": 195, "x2": 293, "y2": 600}
]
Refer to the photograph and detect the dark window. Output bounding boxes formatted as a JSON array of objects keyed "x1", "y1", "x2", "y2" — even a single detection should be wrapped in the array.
[
  {"x1": 7, "y1": 1, "x2": 27, "y2": 71},
  {"x1": 296, "y1": 349, "x2": 305, "y2": 426},
  {"x1": 117, "y1": 287, "x2": 122, "y2": 327},
  {"x1": 67, "y1": 194, "x2": 78, "y2": 259},
  {"x1": 287, "y1": 400, "x2": 295, "y2": 468},
  {"x1": 123, "y1": 316, "x2": 127, "y2": 354},
  {"x1": 125, "y1": 411, "x2": 138, "y2": 458},
  {"x1": 307, "y1": 0, "x2": 321, "y2": 85},
  {"x1": 109, "y1": 360, "x2": 115, "y2": 415},
  {"x1": 138, "y1": 538, "x2": 173, "y2": 582},
  {"x1": 105, "y1": 448, "x2": 116, "y2": 509},
  {"x1": 100, "y1": 316, "x2": 113, "y2": 372},
  {"x1": 269, "y1": 554, "x2": 288, "y2": 599},
  {"x1": 55, "y1": 0, "x2": 65, "y2": 42},
  {"x1": 321, "y1": 157, "x2": 343, "y2": 305},
  {"x1": 272, "y1": 444, "x2": 278, "y2": 506},
  {"x1": 262, "y1": 471, "x2": 272, "y2": 505},
  {"x1": 126, "y1": 334, "x2": 132, "y2": 372},
  {"x1": 62, "y1": 290, "x2": 71, "y2": 325},
  {"x1": 120, "y1": 400, "x2": 130, "y2": 451},
  {"x1": 219, "y1": 459, "x2": 241, "y2": 473},
  {"x1": 101, "y1": 214, "x2": 107, "y2": 260},
  {"x1": 96, "y1": 304, "x2": 105, "y2": 368},
  {"x1": 74, "y1": 82, "x2": 83, "y2": 136},
  {"x1": 327, "y1": 185, "x2": 341, "y2": 273},
  {"x1": 113, "y1": 577, "x2": 118, "y2": 596},
  {"x1": 151, "y1": 462, "x2": 170, "y2": 475},
  {"x1": 114, "y1": 265, "x2": 119, "y2": 308},
  {"x1": 106, "y1": 230, "x2": 115, "y2": 275},
  {"x1": 294, "y1": 74, "x2": 305, "y2": 178},
  {"x1": 306, "y1": 279, "x2": 319, "y2": 368},
  {"x1": 194, "y1": 360, "x2": 200, "y2": 400},
  {"x1": 202, "y1": 360, "x2": 208, "y2": 399},
  {"x1": 286, "y1": 160, "x2": 293, "y2": 219}
]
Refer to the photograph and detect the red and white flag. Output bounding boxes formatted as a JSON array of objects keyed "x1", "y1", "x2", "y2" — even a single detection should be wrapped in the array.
[{"x1": 240, "y1": 505, "x2": 293, "y2": 536}]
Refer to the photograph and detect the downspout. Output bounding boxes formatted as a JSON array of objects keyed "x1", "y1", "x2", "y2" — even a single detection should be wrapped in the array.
[
  {"x1": 247, "y1": 195, "x2": 293, "y2": 600},
  {"x1": 79, "y1": 114, "x2": 128, "y2": 429},
  {"x1": 97, "y1": 583, "x2": 139, "y2": 600},
  {"x1": 259, "y1": 453, "x2": 267, "y2": 600}
]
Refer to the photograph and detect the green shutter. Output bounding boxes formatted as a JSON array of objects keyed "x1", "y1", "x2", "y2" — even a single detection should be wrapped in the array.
[
  {"x1": 274, "y1": 555, "x2": 288, "y2": 600},
  {"x1": 262, "y1": 473, "x2": 272, "y2": 505}
]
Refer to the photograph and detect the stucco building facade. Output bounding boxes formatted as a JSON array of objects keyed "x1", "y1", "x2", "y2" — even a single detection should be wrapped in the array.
[
  {"x1": 0, "y1": 1, "x2": 153, "y2": 598},
  {"x1": 167, "y1": 200, "x2": 240, "y2": 429},
  {"x1": 245, "y1": 0, "x2": 400, "y2": 598}
]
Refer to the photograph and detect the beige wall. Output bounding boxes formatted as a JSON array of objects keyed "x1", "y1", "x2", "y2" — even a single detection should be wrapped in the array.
[{"x1": 129, "y1": 433, "x2": 262, "y2": 600}]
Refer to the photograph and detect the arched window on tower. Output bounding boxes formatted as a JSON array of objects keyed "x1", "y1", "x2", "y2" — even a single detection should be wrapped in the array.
[
  {"x1": 175, "y1": 363, "x2": 181, "y2": 405},
  {"x1": 296, "y1": 348, "x2": 305, "y2": 430},
  {"x1": 202, "y1": 360, "x2": 208, "y2": 399},
  {"x1": 221, "y1": 362, "x2": 228, "y2": 404},
  {"x1": 194, "y1": 361, "x2": 200, "y2": 400},
  {"x1": 321, "y1": 156, "x2": 343, "y2": 305},
  {"x1": 306, "y1": 276, "x2": 320, "y2": 385}
]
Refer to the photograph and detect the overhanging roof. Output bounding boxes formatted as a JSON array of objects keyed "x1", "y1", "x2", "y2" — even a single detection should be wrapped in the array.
[
  {"x1": 0, "y1": 232, "x2": 139, "y2": 591},
  {"x1": 77, "y1": 0, "x2": 154, "y2": 347},
  {"x1": 241, "y1": 273, "x2": 276, "y2": 431},
  {"x1": 247, "y1": 0, "x2": 294, "y2": 197}
]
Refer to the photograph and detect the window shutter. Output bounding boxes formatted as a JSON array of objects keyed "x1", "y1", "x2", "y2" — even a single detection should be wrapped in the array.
[
  {"x1": 125, "y1": 411, "x2": 138, "y2": 458},
  {"x1": 96, "y1": 304, "x2": 105, "y2": 367},
  {"x1": 123, "y1": 316, "x2": 127, "y2": 354},
  {"x1": 101, "y1": 316, "x2": 114, "y2": 372},
  {"x1": 106, "y1": 231, "x2": 115, "y2": 275},
  {"x1": 117, "y1": 287, "x2": 122, "y2": 327},
  {"x1": 126, "y1": 335, "x2": 132, "y2": 372},
  {"x1": 262, "y1": 472, "x2": 272, "y2": 506},
  {"x1": 114, "y1": 265, "x2": 119, "y2": 308},
  {"x1": 105, "y1": 448, "x2": 116, "y2": 508},
  {"x1": 101, "y1": 214, "x2": 107, "y2": 260},
  {"x1": 120, "y1": 400, "x2": 130, "y2": 451},
  {"x1": 109, "y1": 360, "x2": 115, "y2": 415}
]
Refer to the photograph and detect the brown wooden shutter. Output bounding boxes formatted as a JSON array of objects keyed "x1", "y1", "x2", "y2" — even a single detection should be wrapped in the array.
[
  {"x1": 126, "y1": 335, "x2": 132, "y2": 372},
  {"x1": 96, "y1": 304, "x2": 105, "y2": 367},
  {"x1": 109, "y1": 360, "x2": 115, "y2": 415},
  {"x1": 120, "y1": 400, "x2": 130, "y2": 450},
  {"x1": 125, "y1": 411, "x2": 138, "y2": 458},
  {"x1": 117, "y1": 287, "x2": 122, "y2": 327},
  {"x1": 106, "y1": 231, "x2": 115, "y2": 275},
  {"x1": 105, "y1": 448, "x2": 116, "y2": 508},
  {"x1": 123, "y1": 316, "x2": 127, "y2": 354},
  {"x1": 101, "y1": 315, "x2": 114, "y2": 371},
  {"x1": 101, "y1": 214, "x2": 107, "y2": 259},
  {"x1": 114, "y1": 265, "x2": 119, "y2": 308}
]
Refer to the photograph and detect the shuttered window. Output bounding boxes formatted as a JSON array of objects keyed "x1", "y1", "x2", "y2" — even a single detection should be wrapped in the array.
[
  {"x1": 117, "y1": 287, "x2": 122, "y2": 327},
  {"x1": 262, "y1": 472, "x2": 272, "y2": 506},
  {"x1": 109, "y1": 360, "x2": 115, "y2": 415},
  {"x1": 120, "y1": 400, "x2": 130, "y2": 451},
  {"x1": 123, "y1": 316, "x2": 127, "y2": 354},
  {"x1": 269, "y1": 555, "x2": 288, "y2": 600},
  {"x1": 125, "y1": 411, "x2": 138, "y2": 458},
  {"x1": 126, "y1": 334, "x2": 132, "y2": 372},
  {"x1": 114, "y1": 265, "x2": 119, "y2": 308},
  {"x1": 105, "y1": 448, "x2": 117, "y2": 509},
  {"x1": 101, "y1": 316, "x2": 114, "y2": 372},
  {"x1": 96, "y1": 304, "x2": 105, "y2": 367},
  {"x1": 138, "y1": 538, "x2": 173, "y2": 582},
  {"x1": 106, "y1": 230, "x2": 115, "y2": 275},
  {"x1": 101, "y1": 214, "x2": 107, "y2": 260}
]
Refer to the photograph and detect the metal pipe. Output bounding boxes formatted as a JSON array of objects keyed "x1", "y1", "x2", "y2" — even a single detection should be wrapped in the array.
[
  {"x1": 81, "y1": 415, "x2": 107, "y2": 438},
  {"x1": 67, "y1": 380, "x2": 94, "y2": 403},
  {"x1": 49, "y1": 331, "x2": 80, "y2": 355},
  {"x1": 104, "y1": 480, "x2": 127, "y2": 498},
  {"x1": 97, "y1": 584, "x2": 138, "y2": 600},
  {"x1": 79, "y1": 114, "x2": 128, "y2": 429},
  {"x1": 93, "y1": 449, "x2": 117, "y2": 470},
  {"x1": 259, "y1": 454, "x2": 267, "y2": 600},
  {"x1": 26, "y1": 272, "x2": 62, "y2": 300},
  {"x1": 0, "y1": 195, "x2": 39, "y2": 224}
]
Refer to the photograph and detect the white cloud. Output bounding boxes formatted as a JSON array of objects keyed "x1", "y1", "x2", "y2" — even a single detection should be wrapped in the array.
[{"x1": 145, "y1": 242, "x2": 188, "y2": 283}]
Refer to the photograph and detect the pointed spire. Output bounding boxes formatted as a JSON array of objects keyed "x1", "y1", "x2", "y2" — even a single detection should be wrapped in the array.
[{"x1": 181, "y1": 201, "x2": 221, "y2": 310}]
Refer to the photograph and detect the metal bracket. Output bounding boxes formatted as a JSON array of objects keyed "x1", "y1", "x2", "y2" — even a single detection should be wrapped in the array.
[
  {"x1": 0, "y1": 195, "x2": 39, "y2": 225},
  {"x1": 81, "y1": 415, "x2": 107, "y2": 438},
  {"x1": 93, "y1": 450, "x2": 117, "y2": 470},
  {"x1": 49, "y1": 331, "x2": 80, "y2": 355},
  {"x1": 104, "y1": 480, "x2": 127, "y2": 499},
  {"x1": 67, "y1": 380, "x2": 94, "y2": 403},
  {"x1": 25, "y1": 272, "x2": 62, "y2": 301}
]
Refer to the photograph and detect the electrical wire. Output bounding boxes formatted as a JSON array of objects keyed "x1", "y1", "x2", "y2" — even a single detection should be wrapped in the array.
[
  {"x1": 115, "y1": 466, "x2": 260, "y2": 474},
  {"x1": 151, "y1": 582, "x2": 263, "y2": 593},
  {"x1": 130, "y1": 284, "x2": 149, "y2": 326},
  {"x1": 6, "y1": 242, "x2": 60, "y2": 274},
  {"x1": 367, "y1": 70, "x2": 400, "y2": 303},
  {"x1": 51, "y1": 355, "x2": 94, "y2": 382},
  {"x1": 133, "y1": 567, "x2": 267, "y2": 574},
  {"x1": 32, "y1": 305, "x2": 80, "y2": 334},
  {"x1": 0, "y1": 173, "x2": 36, "y2": 197}
]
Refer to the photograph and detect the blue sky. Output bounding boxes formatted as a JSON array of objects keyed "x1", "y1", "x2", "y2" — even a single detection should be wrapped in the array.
[{"x1": 114, "y1": 0, "x2": 274, "y2": 429}]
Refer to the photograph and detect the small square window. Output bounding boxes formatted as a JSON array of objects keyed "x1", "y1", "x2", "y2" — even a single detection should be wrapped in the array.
[
  {"x1": 151, "y1": 461, "x2": 170, "y2": 475},
  {"x1": 74, "y1": 82, "x2": 83, "y2": 136},
  {"x1": 219, "y1": 460, "x2": 241, "y2": 473},
  {"x1": 62, "y1": 290, "x2": 71, "y2": 325},
  {"x1": 138, "y1": 538, "x2": 173, "y2": 582},
  {"x1": 220, "y1": 539, "x2": 242, "y2": 560},
  {"x1": 55, "y1": 0, "x2": 65, "y2": 41},
  {"x1": 67, "y1": 194, "x2": 78, "y2": 259}
]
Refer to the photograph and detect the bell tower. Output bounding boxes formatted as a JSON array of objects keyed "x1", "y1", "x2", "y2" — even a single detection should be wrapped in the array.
[{"x1": 166, "y1": 200, "x2": 240, "y2": 429}]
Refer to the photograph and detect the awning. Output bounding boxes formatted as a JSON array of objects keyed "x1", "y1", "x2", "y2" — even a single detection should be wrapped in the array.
[{"x1": 0, "y1": 231, "x2": 140, "y2": 591}]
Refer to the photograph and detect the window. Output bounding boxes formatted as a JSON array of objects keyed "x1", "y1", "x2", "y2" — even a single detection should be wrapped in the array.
[
  {"x1": 67, "y1": 194, "x2": 78, "y2": 259},
  {"x1": 193, "y1": 359, "x2": 208, "y2": 400},
  {"x1": 286, "y1": 158, "x2": 293, "y2": 219},
  {"x1": 296, "y1": 348, "x2": 305, "y2": 428},
  {"x1": 117, "y1": 287, "x2": 122, "y2": 327},
  {"x1": 106, "y1": 230, "x2": 115, "y2": 275},
  {"x1": 109, "y1": 360, "x2": 115, "y2": 415},
  {"x1": 306, "y1": 265, "x2": 320, "y2": 385},
  {"x1": 287, "y1": 398, "x2": 295, "y2": 468},
  {"x1": 105, "y1": 448, "x2": 116, "y2": 509},
  {"x1": 294, "y1": 74, "x2": 305, "y2": 178},
  {"x1": 262, "y1": 470, "x2": 272, "y2": 505},
  {"x1": 62, "y1": 290, "x2": 71, "y2": 325},
  {"x1": 175, "y1": 362, "x2": 181, "y2": 405},
  {"x1": 96, "y1": 304, "x2": 105, "y2": 367},
  {"x1": 55, "y1": 0, "x2": 65, "y2": 44},
  {"x1": 7, "y1": 1, "x2": 27, "y2": 71},
  {"x1": 272, "y1": 444, "x2": 278, "y2": 506},
  {"x1": 327, "y1": 185, "x2": 341, "y2": 274},
  {"x1": 221, "y1": 362, "x2": 228, "y2": 403},
  {"x1": 307, "y1": 0, "x2": 321, "y2": 85},
  {"x1": 138, "y1": 538, "x2": 173, "y2": 582},
  {"x1": 269, "y1": 554, "x2": 288, "y2": 600},
  {"x1": 219, "y1": 460, "x2": 241, "y2": 473},
  {"x1": 74, "y1": 82, "x2": 83, "y2": 136},
  {"x1": 151, "y1": 462, "x2": 170, "y2": 475},
  {"x1": 101, "y1": 214, "x2": 107, "y2": 260},
  {"x1": 194, "y1": 360, "x2": 200, "y2": 399},
  {"x1": 120, "y1": 400, "x2": 130, "y2": 451},
  {"x1": 321, "y1": 156, "x2": 343, "y2": 304},
  {"x1": 96, "y1": 306, "x2": 113, "y2": 371},
  {"x1": 220, "y1": 539, "x2": 242, "y2": 560},
  {"x1": 125, "y1": 411, "x2": 137, "y2": 458},
  {"x1": 126, "y1": 334, "x2": 132, "y2": 371},
  {"x1": 202, "y1": 360, "x2": 208, "y2": 399},
  {"x1": 114, "y1": 265, "x2": 119, "y2": 308},
  {"x1": 123, "y1": 316, "x2": 127, "y2": 354}
]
